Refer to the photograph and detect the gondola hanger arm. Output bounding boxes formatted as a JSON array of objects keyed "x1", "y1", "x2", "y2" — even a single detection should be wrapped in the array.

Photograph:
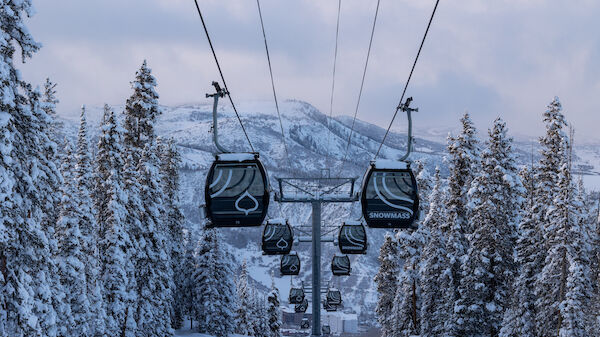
[
  {"x1": 398, "y1": 97, "x2": 418, "y2": 162},
  {"x1": 206, "y1": 81, "x2": 231, "y2": 154}
]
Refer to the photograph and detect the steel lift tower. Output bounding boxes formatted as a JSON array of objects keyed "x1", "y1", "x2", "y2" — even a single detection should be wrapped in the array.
[{"x1": 275, "y1": 176, "x2": 357, "y2": 337}]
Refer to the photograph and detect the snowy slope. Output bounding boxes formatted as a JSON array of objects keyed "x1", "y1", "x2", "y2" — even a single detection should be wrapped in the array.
[{"x1": 57, "y1": 98, "x2": 600, "y2": 328}]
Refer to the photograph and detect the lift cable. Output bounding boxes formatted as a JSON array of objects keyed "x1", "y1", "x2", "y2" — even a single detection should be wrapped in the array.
[
  {"x1": 193, "y1": 0, "x2": 255, "y2": 152},
  {"x1": 325, "y1": 0, "x2": 342, "y2": 166},
  {"x1": 374, "y1": 0, "x2": 440, "y2": 160},
  {"x1": 338, "y1": 0, "x2": 381, "y2": 170},
  {"x1": 256, "y1": 0, "x2": 292, "y2": 169}
]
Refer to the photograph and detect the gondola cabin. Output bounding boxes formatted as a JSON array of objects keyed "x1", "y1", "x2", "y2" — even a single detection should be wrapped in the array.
[
  {"x1": 205, "y1": 153, "x2": 270, "y2": 227},
  {"x1": 289, "y1": 287, "x2": 305, "y2": 304},
  {"x1": 300, "y1": 318, "x2": 310, "y2": 329},
  {"x1": 323, "y1": 300, "x2": 337, "y2": 312},
  {"x1": 280, "y1": 252, "x2": 300, "y2": 276},
  {"x1": 360, "y1": 160, "x2": 419, "y2": 229},
  {"x1": 322, "y1": 325, "x2": 331, "y2": 335},
  {"x1": 338, "y1": 221, "x2": 367, "y2": 254},
  {"x1": 326, "y1": 288, "x2": 342, "y2": 306},
  {"x1": 331, "y1": 255, "x2": 351, "y2": 276},
  {"x1": 262, "y1": 219, "x2": 293, "y2": 255},
  {"x1": 295, "y1": 299, "x2": 308, "y2": 313}
]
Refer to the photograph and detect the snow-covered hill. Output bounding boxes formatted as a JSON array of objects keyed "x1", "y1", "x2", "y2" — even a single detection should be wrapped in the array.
[{"x1": 57, "y1": 98, "x2": 600, "y2": 327}]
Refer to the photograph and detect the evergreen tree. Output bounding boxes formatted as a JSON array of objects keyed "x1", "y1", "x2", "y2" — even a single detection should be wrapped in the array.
[
  {"x1": 55, "y1": 141, "x2": 91, "y2": 336},
  {"x1": 235, "y1": 260, "x2": 253, "y2": 335},
  {"x1": 374, "y1": 234, "x2": 399, "y2": 337},
  {"x1": 530, "y1": 99, "x2": 568, "y2": 336},
  {"x1": 391, "y1": 228, "x2": 424, "y2": 336},
  {"x1": 29, "y1": 83, "x2": 65, "y2": 337},
  {"x1": 76, "y1": 105, "x2": 107, "y2": 336},
  {"x1": 251, "y1": 289, "x2": 269, "y2": 337},
  {"x1": 0, "y1": 3, "x2": 63, "y2": 334},
  {"x1": 181, "y1": 229, "x2": 198, "y2": 330},
  {"x1": 535, "y1": 97, "x2": 568, "y2": 240},
  {"x1": 97, "y1": 105, "x2": 136, "y2": 336},
  {"x1": 194, "y1": 228, "x2": 237, "y2": 337},
  {"x1": 41, "y1": 78, "x2": 62, "y2": 147},
  {"x1": 499, "y1": 166, "x2": 543, "y2": 337},
  {"x1": 454, "y1": 118, "x2": 523, "y2": 336},
  {"x1": 123, "y1": 60, "x2": 160, "y2": 166},
  {"x1": 443, "y1": 113, "x2": 480, "y2": 335},
  {"x1": 576, "y1": 177, "x2": 600, "y2": 335},
  {"x1": 419, "y1": 167, "x2": 451, "y2": 337},
  {"x1": 135, "y1": 141, "x2": 173, "y2": 336},
  {"x1": 534, "y1": 136, "x2": 572, "y2": 337},
  {"x1": 159, "y1": 137, "x2": 186, "y2": 329},
  {"x1": 267, "y1": 274, "x2": 282, "y2": 337}
]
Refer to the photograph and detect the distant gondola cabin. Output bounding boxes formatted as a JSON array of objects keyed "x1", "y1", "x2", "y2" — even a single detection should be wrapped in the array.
[
  {"x1": 262, "y1": 219, "x2": 293, "y2": 255},
  {"x1": 331, "y1": 255, "x2": 351, "y2": 276},
  {"x1": 338, "y1": 221, "x2": 367, "y2": 254},
  {"x1": 281, "y1": 252, "x2": 301, "y2": 276}
]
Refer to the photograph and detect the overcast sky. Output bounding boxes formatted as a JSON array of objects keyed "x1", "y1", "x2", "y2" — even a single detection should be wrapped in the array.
[{"x1": 19, "y1": 0, "x2": 600, "y2": 142}]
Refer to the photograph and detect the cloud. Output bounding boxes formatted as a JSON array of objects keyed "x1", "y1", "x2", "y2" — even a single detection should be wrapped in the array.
[{"x1": 19, "y1": 0, "x2": 600, "y2": 141}]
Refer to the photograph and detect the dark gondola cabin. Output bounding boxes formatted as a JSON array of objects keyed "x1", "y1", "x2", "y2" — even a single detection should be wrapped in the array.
[
  {"x1": 280, "y1": 252, "x2": 300, "y2": 276},
  {"x1": 289, "y1": 287, "x2": 305, "y2": 304},
  {"x1": 322, "y1": 325, "x2": 331, "y2": 335},
  {"x1": 326, "y1": 288, "x2": 342, "y2": 306},
  {"x1": 323, "y1": 300, "x2": 337, "y2": 312},
  {"x1": 295, "y1": 299, "x2": 308, "y2": 313},
  {"x1": 300, "y1": 318, "x2": 310, "y2": 329},
  {"x1": 361, "y1": 160, "x2": 419, "y2": 229},
  {"x1": 338, "y1": 221, "x2": 367, "y2": 254},
  {"x1": 205, "y1": 153, "x2": 270, "y2": 227},
  {"x1": 331, "y1": 255, "x2": 351, "y2": 276},
  {"x1": 262, "y1": 219, "x2": 293, "y2": 255}
]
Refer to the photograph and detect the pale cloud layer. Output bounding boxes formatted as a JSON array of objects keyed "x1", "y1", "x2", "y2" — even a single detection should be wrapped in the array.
[{"x1": 20, "y1": 0, "x2": 600, "y2": 142}]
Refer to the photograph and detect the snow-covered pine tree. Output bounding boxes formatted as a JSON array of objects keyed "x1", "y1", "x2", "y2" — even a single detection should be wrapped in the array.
[
  {"x1": 97, "y1": 104, "x2": 136, "y2": 337},
  {"x1": 28, "y1": 83, "x2": 67, "y2": 337},
  {"x1": 533, "y1": 100, "x2": 570, "y2": 337},
  {"x1": 374, "y1": 234, "x2": 399, "y2": 337},
  {"x1": 159, "y1": 137, "x2": 186, "y2": 329},
  {"x1": 499, "y1": 166, "x2": 544, "y2": 337},
  {"x1": 55, "y1": 140, "x2": 91, "y2": 335},
  {"x1": 443, "y1": 113, "x2": 480, "y2": 335},
  {"x1": 123, "y1": 60, "x2": 160, "y2": 166},
  {"x1": 75, "y1": 105, "x2": 107, "y2": 336},
  {"x1": 235, "y1": 260, "x2": 253, "y2": 335},
  {"x1": 553, "y1": 146, "x2": 594, "y2": 336},
  {"x1": 454, "y1": 118, "x2": 523, "y2": 336},
  {"x1": 535, "y1": 97, "x2": 568, "y2": 240},
  {"x1": 251, "y1": 289, "x2": 269, "y2": 337},
  {"x1": 387, "y1": 160, "x2": 432, "y2": 336},
  {"x1": 135, "y1": 141, "x2": 173, "y2": 336},
  {"x1": 0, "y1": 4, "x2": 69, "y2": 333},
  {"x1": 535, "y1": 139, "x2": 570, "y2": 336},
  {"x1": 41, "y1": 78, "x2": 62, "y2": 146},
  {"x1": 576, "y1": 176, "x2": 600, "y2": 335},
  {"x1": 419, "y1": 167, "x2": 451, "y2": 337},
  {"x1": 181, "y1": 229, "x2": 198, "y2": 330},
  {"x1": 391, "y1": 228, "x2": 425, "y2": 337},
  {"x1": 267, "y1": 273, "x2": 282, "y2": 337},
  {"x1": 194, "y1": 228, "x2": 237, "y2": 337}
]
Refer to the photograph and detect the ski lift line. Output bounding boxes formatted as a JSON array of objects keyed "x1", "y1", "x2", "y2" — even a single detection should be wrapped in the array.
[
  {"x1": 192, "y1": 0, "x2": 255, "y2": 152},
  {"x1": 339, "y1": 0, "x2": 381, "y2": 170},
  {"x1": 325, "y1": 0, "x2": 342, "y2": 166},
  {"x1": 255, "y1": 0, "x2": 292, "y2": 168},
  {"x1": 374, "y1": 0, "x2": 441, "y2": 160}
]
